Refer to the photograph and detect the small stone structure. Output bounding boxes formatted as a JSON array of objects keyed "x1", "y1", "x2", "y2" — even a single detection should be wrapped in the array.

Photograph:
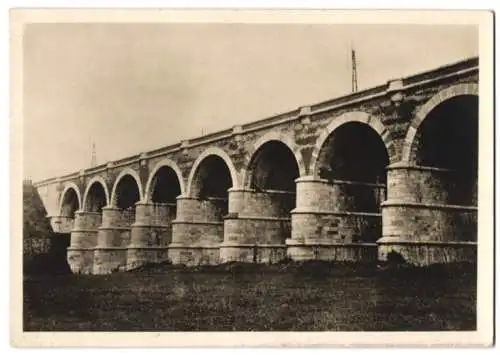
[{"x1": 34, "y1": 57, "x2": 479, "y2": 274}]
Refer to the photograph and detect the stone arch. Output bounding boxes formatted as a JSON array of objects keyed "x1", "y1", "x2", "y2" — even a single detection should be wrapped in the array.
[
  {"x1": 58, "y1": 182, "x2": 82, "y2": 216},
  {"x1": 186, "y1": 147, "x2": 239, "y2": 197},
  {"x1": 144, "y1": 158, "x2": 185, "y2": 202},
  {"x1": 242, "y1": 131, "x2": 306, "y2": 188},
  {"x1": 110, "y1": 168, "x2": 144, "y2": 206},
  {"x1": 310, "y1": 111, "x2": 392, "y2": 176},
  {"x1": 82, "y1": 176, "x2": 110, "y2": 211},
  {"x1": 401, "y1": 83, "x2": 479, "y2": 164}
]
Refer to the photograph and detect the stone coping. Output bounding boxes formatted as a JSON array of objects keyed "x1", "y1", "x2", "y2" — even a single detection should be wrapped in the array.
[
  {"x1": 168, "y1": 243, "x2": 221, "y2": 249},
  {"x1": 381, "y1": 200, "x2": 477, "y2": 211},
  {"x1": 171, "y1": 220, "x2": 224, "y2": 226},
  {"x1": 376, "y1": 237, "x2": 477, "y2": 246},
  {"x1": 67, "y1": 247, "x2": 96, "y2": 251},
  {"x1": 291, "y1": 209, "x2": 381, "y2": 217},
  {"x1": 130, "y1": 223, "x2": 171, "y2": 228},
  {"x1": 330, "y1": 179, "x2": 385, "y2": 188},
  {"x1": 100, "y1": 206, "x2": 122, "y2": 211},
  {"x1": 134, "y1": 201, "x2": 176, "y2": 207},
  {"x1": 294, "y1": 176, "x2": 385, "y2": 188},
  {"x1": 219, "y1": 242, "x2": 287, "y2": 248},
  {"x1": 224, "y1": 215, "x2": 291, "y2": 222},
  {"x1": 386, "y1": 162, "x2": 452, "y2": 173},
  {"x1": 93, "y1": 246, "x2": 129, "y2": 250},
  {"x1": 74, "y1": 211, "x2": 103, "y2": 216},
  {"x1": 176, "y1": 196, "x2": 228, "y2": 202},
  {"x1": 228, "y1": 187, "x2": 295, "y2": 195},
  {"x1": 97, "y1": 226, "x2": 132, "y2": 231},
  {"x1": 294, "y1": 176, "x2": 329, "y2": 184},
  {"x1": 285, "y1": 239, "x2": 378, "y2": 247},
  {"x1": 69, "y1": 228, "x2": 100, "y2": 233},
  {"x1": 126, "y1": 245, "x2": 169, "y2": 250}
]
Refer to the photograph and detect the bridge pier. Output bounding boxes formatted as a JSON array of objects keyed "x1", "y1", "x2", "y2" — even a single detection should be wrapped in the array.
[
  {"x1": 378, "y1": 164, "x2": 477, "y2": 265},
  {"x1": 220, "y1": 188, "x2": 292, "y2": 263},
  {"x1": 287, "y1": 176, "x2": 380, "y2": 262},
  {"x1": 126, "y1": 202, "x2": 173, "y2": 269},
  {"x1": 66, "y1": 211, "x2": 101, "y2": 274},
  {"x1": 169, "y1": 196, "x2": 224, "y2": 266},
  {"x1": 93, "y1": 206, "x2": 134, "y2": 274}
]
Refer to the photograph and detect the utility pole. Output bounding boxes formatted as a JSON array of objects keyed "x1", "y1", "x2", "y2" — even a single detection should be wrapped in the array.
[{"x1": 351, "y1": 45, "x2": 358, "y2": 93}]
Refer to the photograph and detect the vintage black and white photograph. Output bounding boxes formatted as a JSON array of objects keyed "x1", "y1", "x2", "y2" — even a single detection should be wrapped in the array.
[{"x1": 11, "y1": 8, "x2": 494, "y2": 347}]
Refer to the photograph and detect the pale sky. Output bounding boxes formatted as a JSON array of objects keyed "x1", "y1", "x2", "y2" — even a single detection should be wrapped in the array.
[{"x1": 23, "y1": 23, "x2": 478, "y2": 181}]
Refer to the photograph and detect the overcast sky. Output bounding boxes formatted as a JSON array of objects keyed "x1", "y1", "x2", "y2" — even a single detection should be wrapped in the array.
[{"x1": 23, "y1": 23, "x2": 478, "y2": 181}]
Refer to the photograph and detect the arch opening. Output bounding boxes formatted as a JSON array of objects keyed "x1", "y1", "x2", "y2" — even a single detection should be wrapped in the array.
[
  {"x1": 114, "y1": 174, "x2": 141, "y2": 224},
  {"x1": 149, "y1": 166, "x2": 182, "y2": 221},
  {"x1": 150, "y1": 166, "x2": 182, "y2": 204},
  {"x1": 246, "y1": 140, "x2": 300, "y2": 244},
  {"x1": 414, "y1": 95, "x2": 478, "y2": 206},
  {"x1": 84, "y1": 181, "x2": 107, "y2": 213},
  {"x1": 60, "y1": 187, "x2": 80, "y2": 218},
  {"x1": 191, "y1": 155, "x2": 233, "y2": 219},
  {"x1": 248, "y1": 140, "x2": 300, "y2": 192},
  {"x1": 191, "y1": 155, "x2": 232, "y2": 199},
  {"x1": 317, "y1": 121, "x2": 389, "y2": 218}
]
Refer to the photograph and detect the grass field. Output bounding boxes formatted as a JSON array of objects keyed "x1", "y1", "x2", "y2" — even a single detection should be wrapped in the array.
[{"x1": 23, "y1": 261, "x2": 476, "y2": 331}]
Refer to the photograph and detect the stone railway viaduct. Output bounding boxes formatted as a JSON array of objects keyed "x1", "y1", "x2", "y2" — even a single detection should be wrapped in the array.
[{"x1": 34, "y1": 57, "x2": 479, "y2": 274}]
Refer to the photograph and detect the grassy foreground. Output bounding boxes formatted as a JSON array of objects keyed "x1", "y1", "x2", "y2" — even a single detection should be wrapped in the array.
[{"x1": 23, "y1": 261, "x2": 476, "y2": 331}]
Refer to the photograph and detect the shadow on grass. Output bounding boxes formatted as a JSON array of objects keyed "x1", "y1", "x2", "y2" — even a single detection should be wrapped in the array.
[{"x1": 128, "y1": 258, "x2": 477, "y2": 280}]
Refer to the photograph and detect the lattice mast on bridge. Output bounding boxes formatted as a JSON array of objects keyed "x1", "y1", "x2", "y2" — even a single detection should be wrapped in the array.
[
  {"x1": 91, "y1": 141, "x2": 97, "y2": 168},
  {"x1": 351, "y1": 46, "x2": 358, "y2": 93}
]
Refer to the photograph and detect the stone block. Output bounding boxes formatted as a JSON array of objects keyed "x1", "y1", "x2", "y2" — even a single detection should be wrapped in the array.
[
  {"x1": 381, "y1": 202, "x2": 477, "y2": 243},
  {"x1": 93, "y1": 248, "x2": 128, "y2": 274},
  {"x1": 286, "y1": 240, "x2": 378, "y2": 262},
  {"x1": 96, "y1": 228, "x2": 131, "y2": 248},
  {"x1": 224, "y1": 217, "x2": 291, "y2": 244},
  {"x1": 69, "y1": 230, "x2": 98, "y2": 249},
  {"x1": 67, "y1": 248, "x2": 94, "y2": 274},
  {"x1": 228, "y1": 188, "x2": 295, "y2": 217},
  {"x1": 377, "y1": 239, "x2": 477, "y2": 265},
  {"x1": 171, "y1": 221, "x2": 224, "y2": 245},
  {"x1": 386, "y1": 164, "x2": 451, "y2": 204},
  {"x1": 219, "y1": 243, "x2": 287, "y2": 263},
  {"x1": 176, "y1": 197, "x2": 227, "y2": 222},
  {"x1": 291, "y1": 211, "x2": 381, "y2": 244},
  {"x1": 129, "y1": 224, "x2": 172, "y2": 247},
  {"x1": 126, "y1": 247, "x2": 169, "y2": 270},
  {"x1": 168, "y1": 244, "x2": 220, "y2": 266}
]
